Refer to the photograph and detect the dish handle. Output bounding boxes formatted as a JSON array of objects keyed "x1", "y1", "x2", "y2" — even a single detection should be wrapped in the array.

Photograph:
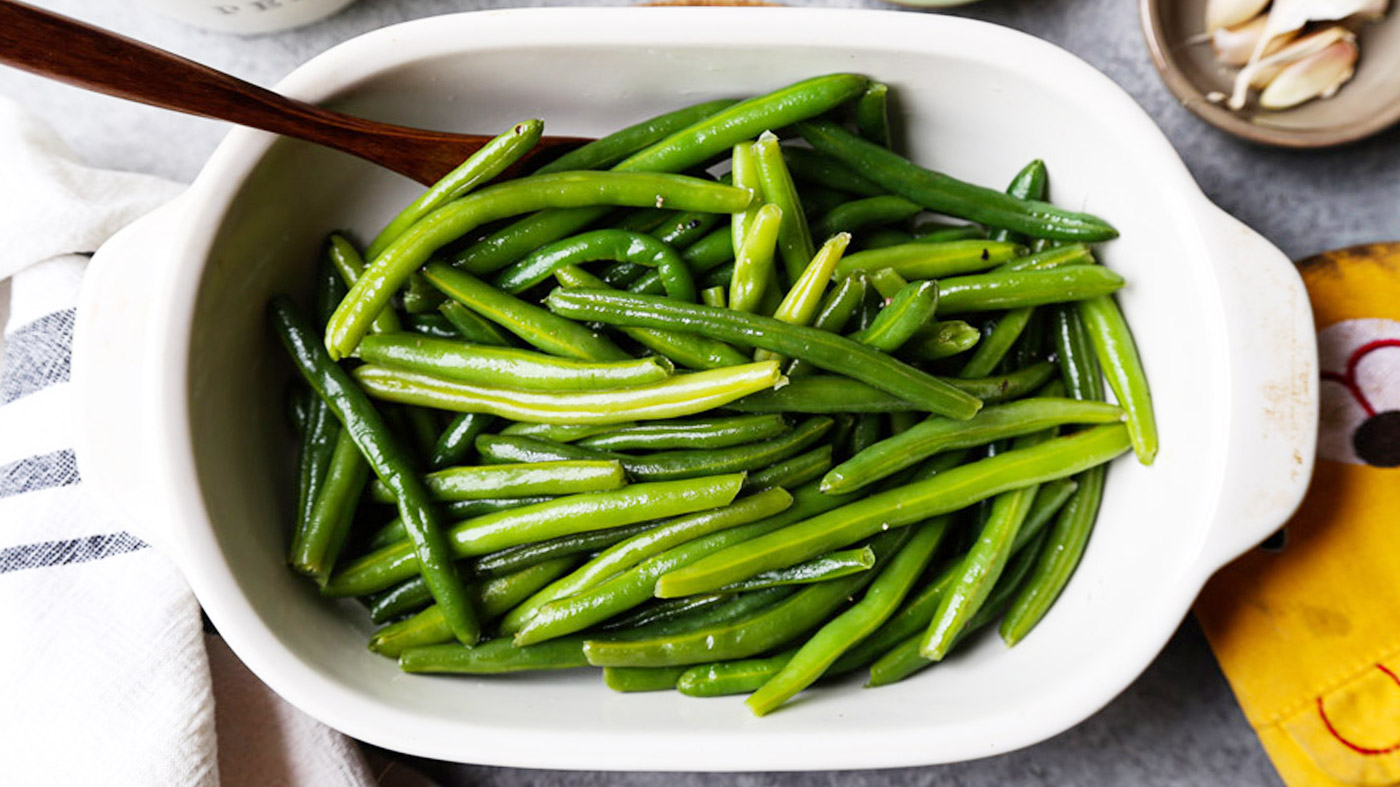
[
  {"x1": 1195, "y1": 204, "x2": 1319, "y2": 572},
  {"x1": 71, "y1": 200, "x2": 188, "y2": 560}
]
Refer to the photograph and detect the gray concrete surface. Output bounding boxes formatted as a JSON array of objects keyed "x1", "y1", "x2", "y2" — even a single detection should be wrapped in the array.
[{"x1": 7, "y1": 0, "x2": 1392, "y2": 782}]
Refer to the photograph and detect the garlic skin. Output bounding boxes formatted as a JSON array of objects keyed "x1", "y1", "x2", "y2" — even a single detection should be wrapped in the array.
[
  {"x1": 1213, "y1": 16, "x2": 1297, "y2": 65},
  {"x1": 1207, "y1": 0, "x2": 1272, "y2": 32},
  {"x1": 1258, "y1": 37, "x2": 1360, "y2": 108}
]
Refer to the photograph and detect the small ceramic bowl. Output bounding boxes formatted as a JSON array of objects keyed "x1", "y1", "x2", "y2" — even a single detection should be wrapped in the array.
[
  {"x1": 1141, "y1": 0, "x2": 1400, "y2": 147},
  {"x1": 72, "y1": 7, "x2": 1318, "y2": 771}
]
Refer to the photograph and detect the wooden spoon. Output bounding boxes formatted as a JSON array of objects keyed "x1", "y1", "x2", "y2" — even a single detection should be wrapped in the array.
[{"x1": 0, "y1": 0, "x2": 589, "y2": 184}]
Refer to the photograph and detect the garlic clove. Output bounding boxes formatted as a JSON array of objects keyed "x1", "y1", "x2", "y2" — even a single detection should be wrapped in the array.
[
  {"x1": 1213, "y1": 16, "x2": 1298, "y2": 65},
  {"x1": 1206, "y1": 0, "x2": 1271, "y2": 32},
  {"x1": 1229, "y1": 25, "x2": 1356, "y2": 108},
  {"x1": 1258, "y1": 37, "x2": 1360, "y2": 108}
]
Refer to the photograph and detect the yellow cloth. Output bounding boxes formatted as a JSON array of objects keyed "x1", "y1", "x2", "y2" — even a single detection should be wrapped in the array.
[{"x1": 1196, "y1": 245, "x2": 1400, "y2": 787}]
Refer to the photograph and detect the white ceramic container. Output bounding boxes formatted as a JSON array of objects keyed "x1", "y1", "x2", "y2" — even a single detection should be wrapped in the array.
[{"x1": 71, "y1": 7, "x2": 1318, "y2": 771}]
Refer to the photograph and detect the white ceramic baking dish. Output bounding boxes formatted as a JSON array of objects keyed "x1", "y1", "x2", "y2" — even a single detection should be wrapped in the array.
[{"x1": 71, "y1": 7, "x2": 1318, "y2": 771}]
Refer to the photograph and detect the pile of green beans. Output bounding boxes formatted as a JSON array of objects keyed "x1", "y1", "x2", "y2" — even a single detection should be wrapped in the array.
[{"x1": 272, "y1": 73, "x2": 1155, "y2": 717}]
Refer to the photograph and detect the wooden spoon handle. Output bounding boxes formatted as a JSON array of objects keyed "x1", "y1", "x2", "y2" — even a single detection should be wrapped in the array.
[{"x1": 0, "y1": 0, "x2": 512, "y2": 182}]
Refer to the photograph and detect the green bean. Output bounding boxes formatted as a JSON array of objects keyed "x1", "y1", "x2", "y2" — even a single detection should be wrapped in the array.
[
  {"x1": 677, "y1": 649, "x2": 798, "y2": 697},
  {"x1": 400, "y1": 637, "x2": 590, "y2": 674},
  {"x1": 603, "y1": 261, "x2": 649, "y2": 287},
  {"x1": 290, "y1": 429, "x2": 369, "y2": 585},
  {"x1": 604, "y1": 666, "x2": 687, "y2": 692},
  {"x1": 422, "y1": 262, "x2": 631, "y2": 362},
  {"x1": 544, "y1": 289, "x2": 982, "y2": 420},
  {"x1": 989, "y1": 159, "x2": 1048, "y2": 246},
  {"x1": 920, "y1": 431, "x2": 1047, "y2": 660},
  {"x1": 325, "y1": 474, "x2": 745, "y2": 597},
  {"x1": 351, "y1": 360, "x2": 781, "y2": 425},
  {"x1": 498, "y1": 421, "x2": 625, "y2": 443},
  {"x1": 326, "y1": 233, "x2": 401, "y2": 335},
  {"x1": 453, "y1": 74, "x2": 867, "y2": 275},
  {"x1": 1052, "y1": 304, "x2": 1105, "y2": 403},
  {"x1": 428, "y1": 413, "x2": 493, "y2": 470},
  {"x1": 998, "y1": 244, "x2": 1094, "y2": 273},
  {"x1": 701, "y1": 285, "x2": 726, "y2": 308},
  {"x1": 958, "y1": 308, "x2": 1033, "y2": 378},
  {"x1": 821, "y1": 397, "x2": 1124, "y2": 495},
  {"x1": 583, "y1": 530, "x2": 907, "y2": 667},
  {"x1": 743, "y1": 445, "x2": 834, "y2": 492},
  {"x1": 655, "y1": 210, "x2": 722, "y2": 249},
  {"x1": 756, "y1": 233, "x2": 850, "y2": 365},
  {"x1": 915, "y1": 225, "x2": 989, "y2": 243},
  {"x1": 367, "y1": 120, "x2": 543, "y2": 259},
  {"x1": 800, "y1": 187, "x2": 857, "y2": 219},
  {"x1": 508, "y1": 488, "x2": 795, "y2": 643},
  {"x1": 654, "y1": 424, "x2": 1130, "y2": 598},
  {"x1": 812, "y1": 196, "x2": 922, "y2": 242},
  {"x1": 827, "y1": 559, "x2": 959, "y2": 675},
  {"x1": 934, "y1": 266, "x2": 1125, "y2": 315},
  {"x1": 784, "y1": 270, "x2": 865, "y2": 378},
  {"x1": 700, "y1": 263, "x2": 736, "y2": 290},
  {"x1": 403, "y1": 314, "x2": 459, "y2": 340},
  {"x1": 1078, "y1": 296, "x2": 1157, "y2": 464},
  {"x1": 293, "y1": 262, "x2": 345, "y2": 548},
  {"x1": 860, "y1": 228, "x2": 914, "y2": 250},
  {"x1": 438, "y1": 301, "x2": 515, "y2": 347},
  {"x1": 780, "y1": 146, "x2": 885, "y2": 197},
  {"x1": 834, "y1": 240, "x2": 1024, "y2": 280},
  {"x1": 796, "y1": 120, "x2": 1117, "y2": 242},
  {"x1": 494, "y1": 229, "x2": 696, "y2": 301},
  {"x1": 823, "y1": 472, "x2": 1059, "y2": 675},
  {"x1": 619, "y1": 587, "x2": 798, "y2": 641},
  {"x1": 368, "y1": 575, "x2": 436, "y2": 624},
  {"x1": 850, "y1": 414, "x2": 884, "y2": 456},
  {"x1": 577, "y1": 414, "x2": 789, "y2": 451},
  {"x1": 901, "y1": 320, "x2": 981, "y2": 362},
  {"x1": 401, "y1": 273, "x2": 446, "y2": 315},
  {"x1": 720, "y1": 546, "x2": 875, "y2": 593},
  {"x1": 731, "y1": 363, "x2": 1058, "y2": 415},
  {"x1": 867, "y1": 528, "x2": 1049, "y2": 687},
  {"x1": 472, "y1": 521, "x2": 658, "y2": 579},
  {"x1": 1000, "y1": 459, "x2": 1107, "y2": 646},
  {"x1": 600, "y1": 593, "x2": 734, "y2": 633},
  {"x1": 848, "y1": 280, "x2": 938, "y2": 353},
  {"x1": 286, "y1": 384, "x2": 311, "y2": 434},
  {"x1": 355, "y1": 334, "x2": 672, "y2": 391},
  {"x1": 730, "y1": 203, "x2": 782, "y2": 313},
  {"x1": 270, "y1": 297, "x2": 479, "y2": 645},
  {"x1": 368, "y1": 557, "x2": 577, "y2": 656},
  {"x1": 553, "y1": 265, "x2": 752, "y2": 370},
  {"x1": 368, "y1": 461, "x2": 624, "y2": 504},
  {"x1": 853, "y1": 81, "x2": 892, "y2": 148},
  {"x1": 483, "y1": 417, "x2": 829, "y2": 482},
  {"x1": 366, "y1": 496, "x2": 556, "y2": 551},
  {"x1": 325, "y1": 172, "x2": 752, "y2": 357},
  {"x1": 682, "y1": 226, "x2": 738, "y2": 271},
  {"x1": 864, "y1": 268, "x2": 907, "y2": 301},
  {"x1": 730, "y1": 141, "x2": 765, "y2": 252},
  {"x1": 747, "y1": 517, "x2": 948, "y2": 714},
  {"x1": 534, "y1": 99, "x2": 738, "y2": 174},
  {"x1": 754, "y1": 131, "x2": 816, "y2": 283},
  {"x1": 619, "y1": 74, "x2": 868, "y2": 173}
]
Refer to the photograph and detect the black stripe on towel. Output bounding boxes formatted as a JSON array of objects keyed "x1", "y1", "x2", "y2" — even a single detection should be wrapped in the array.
[
  {"x1": 0, "y1": 532, "x2": 148, "y2": 574},
  {"x1": 0, "y1": 308, "x2": 76, "y2": 405},
  {"x1": 0, "y1": 449, "x2": 81, "y2": 500}
]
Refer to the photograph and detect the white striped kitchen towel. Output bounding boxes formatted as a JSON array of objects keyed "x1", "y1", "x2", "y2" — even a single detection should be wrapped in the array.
[{"x1": 0, "y1": 97, "x2": 383, "y2": 786}]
